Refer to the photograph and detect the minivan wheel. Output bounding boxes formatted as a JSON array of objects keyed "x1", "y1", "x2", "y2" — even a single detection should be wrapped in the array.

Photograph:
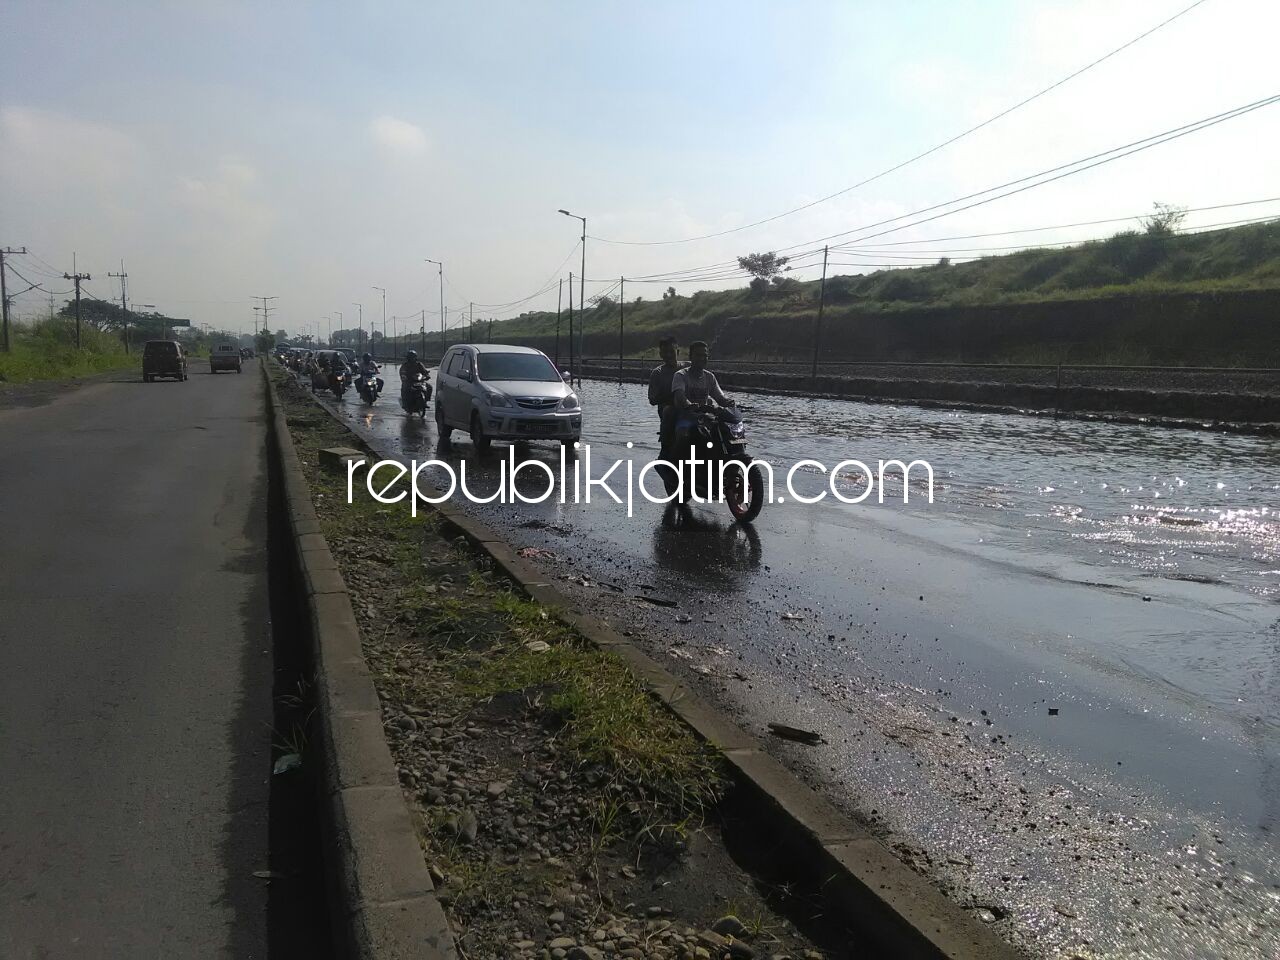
[
  {"x1": 435, "y1": 404, "x2": 452, "y2": 442},
  {"x1": 470, "y1": 413, "x2": 491, "y2": 454}
]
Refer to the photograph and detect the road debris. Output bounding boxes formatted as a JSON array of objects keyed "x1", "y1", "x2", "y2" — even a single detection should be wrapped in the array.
[{"x1": 767, "y1": 722, "x2": 825, "y2": 745}]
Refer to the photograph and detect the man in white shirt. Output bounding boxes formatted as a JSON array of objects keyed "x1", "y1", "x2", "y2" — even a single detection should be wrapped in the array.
[{"x1": 670, "y1": 340, "x2": 732, "y2": 413}]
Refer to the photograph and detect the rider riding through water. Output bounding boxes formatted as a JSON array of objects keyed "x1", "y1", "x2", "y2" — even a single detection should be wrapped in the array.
[
  {"x1": 669, "y1": 341, "x2": 733, "y2": 453},
  {"x1": 648, "y1": 337, "x2": 686, "y2": 455},
  {"x1": 399, "y1": 349, "x2": 430, "y2": 404}
]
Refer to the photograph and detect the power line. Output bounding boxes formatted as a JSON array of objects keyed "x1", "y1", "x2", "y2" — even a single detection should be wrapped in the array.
[
  {"x1": 828, "y1": 196, "x2": 1280, "y2": 248},
  {"x1": 588, "y1": 0, "x2": 1212, "y2": 246},
  {"x1": 625, "y1": 93, "x2": 1280, "y2": 283}
]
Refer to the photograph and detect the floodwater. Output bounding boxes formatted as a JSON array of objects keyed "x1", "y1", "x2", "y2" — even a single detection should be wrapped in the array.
[{"x1": 315, "y1": 367, "x2": 1279, "y2": 959}]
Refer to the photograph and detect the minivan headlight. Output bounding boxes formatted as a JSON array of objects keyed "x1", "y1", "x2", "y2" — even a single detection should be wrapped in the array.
[
  {"x1": 485, "y1": 391, "x2": 511, "y2": 407},
  {"x1": 559, "y1": 393, "x2": 580, "y2": 411}
]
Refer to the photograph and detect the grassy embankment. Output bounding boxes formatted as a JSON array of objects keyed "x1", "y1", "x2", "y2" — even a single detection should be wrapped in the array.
[
  {"x1": 482, "y1": 219, "x2": 1280, "y2": 365},
  {"x1": 0, "y1": 321, "x2": 136, "y2": 383}
]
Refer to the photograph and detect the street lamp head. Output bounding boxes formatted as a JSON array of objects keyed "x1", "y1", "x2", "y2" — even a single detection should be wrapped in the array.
[{"x1": 558, "y1": 209, "x2": 570, "y2": 216}]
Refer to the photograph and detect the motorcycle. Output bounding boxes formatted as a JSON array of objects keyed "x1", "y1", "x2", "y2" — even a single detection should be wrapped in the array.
[
  {"x1": 330, "y1": 367, "x2": 349, "y2": 400},
  {"x1": 660, "y1": 404, "x2": 766, "y2": 523},
  {"x1": 354, "y1": 369, "x2": 383, "y2": 404},
  {"x1": 400, "y1": 372, "x2": 432, "y2": 418}
]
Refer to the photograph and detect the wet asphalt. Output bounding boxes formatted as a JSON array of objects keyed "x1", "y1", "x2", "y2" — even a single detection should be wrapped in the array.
[
  {"x1": 0, "y1": 367, "x2": 273, "y2": 958},
  {"x1": 312, "y1": 363, "x2": 1278, "y2": 960}
]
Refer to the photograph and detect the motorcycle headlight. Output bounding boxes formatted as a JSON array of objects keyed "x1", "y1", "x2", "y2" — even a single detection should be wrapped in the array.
[
  {"x1": 559, "y1": 393, "x2": 580, "y2": 411},
  {"x1": 486, "y1": 391, "x2": 511, "y2": 407},
  {"x1": 728, "y1": 420, "x2": 746, "y2": 437}
]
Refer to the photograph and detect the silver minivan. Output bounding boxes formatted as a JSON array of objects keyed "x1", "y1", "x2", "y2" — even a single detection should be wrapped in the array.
[{"x1": 434, "y1": 343, "x2": 581, "y2": 451}]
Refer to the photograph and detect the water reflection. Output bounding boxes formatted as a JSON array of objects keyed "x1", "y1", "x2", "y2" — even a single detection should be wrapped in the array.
[{"x1": 651, "y1": 504, "x2": 763, "y2": 587}]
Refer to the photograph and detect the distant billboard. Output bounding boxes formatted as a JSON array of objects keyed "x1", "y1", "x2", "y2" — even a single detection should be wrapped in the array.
[{"x1": 169, "y1": 319, "x2": 192, "y2": 327}]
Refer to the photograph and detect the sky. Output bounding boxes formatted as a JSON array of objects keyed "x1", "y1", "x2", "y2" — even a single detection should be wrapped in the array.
[{"x1": 2, "y1": 0, "x2": 1278, "y2": 338}]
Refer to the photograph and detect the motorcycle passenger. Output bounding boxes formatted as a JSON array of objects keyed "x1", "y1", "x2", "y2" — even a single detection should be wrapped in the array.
[
  {"x1": 648, "y1": 337, "x2": 685, "y2": 455},
  {"x1": 398, "y1": 349, "x2": 431, "y2": 404},
  {"x1": 670, "y1": 341, "x2": 733, "y2": 452}
]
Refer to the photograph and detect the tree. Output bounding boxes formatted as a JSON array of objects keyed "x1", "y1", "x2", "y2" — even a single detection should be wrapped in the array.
[
  {"x1": 255, "y1": 330, "x2": 276, "y2": 353},
  {"x1": 737, "y1": 251, "x2": 790, "y2": 284},
  {"x1": 1142, "y1": 202, "x2": 1187, "y2": 235},
  {"x1": 662, "y1": 286, "x2": 677, "y2": 300}
]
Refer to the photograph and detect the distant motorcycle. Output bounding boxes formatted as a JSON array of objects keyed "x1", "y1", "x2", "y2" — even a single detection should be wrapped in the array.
[
  {"x1": 400, "y1": 372, "x2": 432, "y2": 419},
  {"x1": 330, "y1": 367, "x2": 349, "y2": 400},
  {"x1": 660, "y1": 405, "x2": 766, "y2": 523},
  {"x1": 354, "y1": 370, "x2": 383, "y2": 404}
]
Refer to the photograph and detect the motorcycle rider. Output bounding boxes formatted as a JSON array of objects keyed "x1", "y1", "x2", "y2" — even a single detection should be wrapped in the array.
[
  {"x1": 357, "y1": 352, "x2": 383, "y2": 398},
  {"x1": 648, "y1": 337, "x2": 685, "y2": 455},
  {"x1": 670, "y1": 341, "x2": 733, "y2": 452},
  {"x1": 398, "y1": 349, "x2": 431, "y2": 405}
]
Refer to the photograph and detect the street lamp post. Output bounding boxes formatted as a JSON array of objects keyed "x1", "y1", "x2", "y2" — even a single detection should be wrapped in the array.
[
  {"x1": 332, "y1": 311, "x2": 343, "y2": 348},
  {"x1": 559, "y1": 209, "x2": 586, "y2": 385},
  {"x1": 372, "y1": 286, "x2": 386, "y2": 358},
  {"x1": 424, "y1": 259, "x2": 444, "y2": 360},
  {"x1": 352, "y1": 302, "x2": 363, "y2": 353}
]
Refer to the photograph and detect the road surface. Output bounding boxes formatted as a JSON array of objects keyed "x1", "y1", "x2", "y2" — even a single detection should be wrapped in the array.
[
  {"x1": 313, "y1": 363, "x2": 1278, "y2": 960},
  {"x1": 0, "y1": 366, "x2": 274, "y2": 958}
]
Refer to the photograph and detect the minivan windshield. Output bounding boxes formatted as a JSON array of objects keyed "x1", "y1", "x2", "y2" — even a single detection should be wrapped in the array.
[{"x1": 477, "y1": 352, "x2": 560, "y2": 382}]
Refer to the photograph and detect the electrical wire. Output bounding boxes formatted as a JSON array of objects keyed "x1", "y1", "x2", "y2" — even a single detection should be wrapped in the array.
[
  {"x1": 829, "y1": 196, "x2": 1280, "y2": 249},
  {"x1": 625, "y1": 93, "x2": 1280, "y2": 283},
  {"x1": 587, "y1": 0, "x2": 1211, "y2": 246}
]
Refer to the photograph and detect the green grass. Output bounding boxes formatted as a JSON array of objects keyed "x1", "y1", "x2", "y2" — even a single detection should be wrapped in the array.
[
  {"x1": 482, "y1": 219, "x2": 1280, "y2": 364},
  {"x1": 0, "y1": 321, "x2": 135, "y2": 383}
]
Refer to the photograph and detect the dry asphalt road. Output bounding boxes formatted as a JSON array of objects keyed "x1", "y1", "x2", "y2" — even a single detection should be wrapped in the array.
[{"x1": 0, "y1": 364, "x2": 275, "y2": 958}]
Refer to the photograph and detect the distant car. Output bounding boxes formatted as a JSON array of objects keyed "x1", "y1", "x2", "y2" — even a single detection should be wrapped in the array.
[
  {"x1": 210, "y1": 343, "x2": 243, "y2": 374},
  {"x1": 240, "y1": 347, "x2": 255, "y2": 359},
  {"x1": 142, "y1": 339, "x2": 188, "y2": 382},
  {"x1": 434, "y1": 343, "x2": 581, "y2": 451},
  {"x1": 334, "y1": 348, "x2": 356, "y2": 368}
]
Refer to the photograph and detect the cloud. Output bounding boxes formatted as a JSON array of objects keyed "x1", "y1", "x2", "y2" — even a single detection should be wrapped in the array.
[
  {"x1": 0, "y1": 106, "x2": 141, "y2": 188},
  {"x1": 369, "y1": 115, "x2": 428, "y2": 157},
  {"x1": 176, "y1": 157, "x2": 274, "y2": 236}
]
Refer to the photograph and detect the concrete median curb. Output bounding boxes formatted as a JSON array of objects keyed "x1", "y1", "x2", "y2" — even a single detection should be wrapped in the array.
[
  {"x1": 271, "y1": 360, "x2": 1021, "y2": 960},
  {"x1": 262, "y1": 362, "x2": 457, "y2": 960}
]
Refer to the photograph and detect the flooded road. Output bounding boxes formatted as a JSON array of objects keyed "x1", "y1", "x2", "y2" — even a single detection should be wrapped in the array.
[{"x1": 316, "y1": 367, "x2": 1279, "y2": 959}]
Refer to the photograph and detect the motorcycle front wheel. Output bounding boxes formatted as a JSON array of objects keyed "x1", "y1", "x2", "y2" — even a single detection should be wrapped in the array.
[{"x1": 725, "y1": 462, "x2": 766, "y2": 523}]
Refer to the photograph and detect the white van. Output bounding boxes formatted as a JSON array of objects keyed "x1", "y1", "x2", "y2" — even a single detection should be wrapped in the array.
[{"x1": 434, "y1": 344, "x2": 581, "y2": 451}]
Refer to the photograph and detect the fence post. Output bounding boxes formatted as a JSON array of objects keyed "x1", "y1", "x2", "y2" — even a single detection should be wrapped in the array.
[{"x1": 618, "y1": 277, "x2": 625, "y2": 383}]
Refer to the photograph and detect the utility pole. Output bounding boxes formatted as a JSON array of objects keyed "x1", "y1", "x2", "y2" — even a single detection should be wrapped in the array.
[
  {"x1": 469, "y1": 302, "x2": 474, "y2": 342},
  {"x1": 108, "y1": 262, "x2": 130, "y2": 354},
  {"x1": 352, "y1": 302, "x2": 363, "y2": 353},
  {"x1": 63, "y1": 267, "x2": 91, "y2": 350},
  {"x1": 419, "y1": 308, "x2": 426, "y2": 358},
  {"x1": 567, "y1": 272, "x2": 574, "y2": 381},
  {"x1": 618, "y1": 277, "x2": 625, "y2": 383},
  {"x1": 811, "y1": 245, "x2": 829, "y2": 378},
  {"x1": 554, "y1": 278, "x2": 563, "y2": 367},
  {"x1": 253, "y1": 296, "x2": 277, "y2": 348},
  {"x1": 1, "y1": 247, "x2": 28, "y2": 352}
]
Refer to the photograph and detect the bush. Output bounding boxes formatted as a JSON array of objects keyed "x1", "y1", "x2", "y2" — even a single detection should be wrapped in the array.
[{"x1": 0, "y1": 320, "x2": 132, "y2": 383}]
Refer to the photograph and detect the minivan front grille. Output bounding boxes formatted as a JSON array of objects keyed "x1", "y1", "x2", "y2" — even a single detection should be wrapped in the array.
[{"x1": 513, "y1": 397, "x2": 558, "y2": 410}]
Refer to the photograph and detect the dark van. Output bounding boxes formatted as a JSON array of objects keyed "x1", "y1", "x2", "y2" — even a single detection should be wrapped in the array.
[{"x1": 142, "y1": 340, "x2": 188, "y2": 382}]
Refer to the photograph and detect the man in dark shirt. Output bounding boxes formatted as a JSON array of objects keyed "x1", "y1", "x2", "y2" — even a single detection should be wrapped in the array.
[{"x1": 648, "y1": 337, "x2": 685, "y2": 455}]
